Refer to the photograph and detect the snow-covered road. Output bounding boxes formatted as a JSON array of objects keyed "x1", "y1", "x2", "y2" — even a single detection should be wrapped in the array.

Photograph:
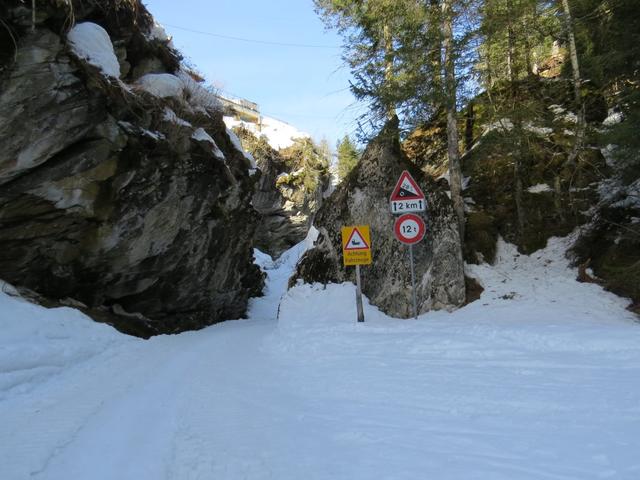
[{"x1": 1, "y1": 237, "x2": 640, "y2": 479}]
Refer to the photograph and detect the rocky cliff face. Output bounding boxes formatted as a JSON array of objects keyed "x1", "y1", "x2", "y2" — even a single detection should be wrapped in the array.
[
  {"x1": 293, "y1": 120, "x2": 466, "y2": 318},
  {"x1": 235, "y1": 127, "x2": 329, "y2": 258},
  {"x1": 0, "y1": 1, "x2": 263, "y2": 336}
]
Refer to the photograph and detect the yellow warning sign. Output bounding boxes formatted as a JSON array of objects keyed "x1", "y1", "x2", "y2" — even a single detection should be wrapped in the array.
[{"x1": 341, "y1": 225, "x2": 372, "y2": 266}]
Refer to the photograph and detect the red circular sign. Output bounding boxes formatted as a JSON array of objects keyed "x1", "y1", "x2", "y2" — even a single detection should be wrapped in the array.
[{"x1": 394, "y1": 213, "x2": 426, "y2": 245}]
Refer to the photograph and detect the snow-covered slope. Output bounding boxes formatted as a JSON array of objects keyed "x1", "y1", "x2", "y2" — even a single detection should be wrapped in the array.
[
  {"x1": 224, "y1": 115, "x2": 309, "y2": 150},
  {"x1": 1, "y1": 236, "x2": 639, "y2": 479}
]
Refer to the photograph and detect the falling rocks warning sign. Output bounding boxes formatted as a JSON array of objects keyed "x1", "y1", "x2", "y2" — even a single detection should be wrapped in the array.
[
  {"x1": 389, "y1": 170, "x2": 426, "y2": 214},
  {"x1": 341, "y1": 225, "x2": 372, "y2": 266}
]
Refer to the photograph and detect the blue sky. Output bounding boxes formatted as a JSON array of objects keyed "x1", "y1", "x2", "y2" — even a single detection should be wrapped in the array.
[{"x1": 143, "y1": 0, "x2": 365, "y2": 147}]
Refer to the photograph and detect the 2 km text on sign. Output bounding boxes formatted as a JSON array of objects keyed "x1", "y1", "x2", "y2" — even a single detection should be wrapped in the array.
[
  {"x1": 389, "y1": 170, "x2": 426, "y2": 214},
  {"x1": 341, "y1": 225, "x2": 372, "y2": 266}
]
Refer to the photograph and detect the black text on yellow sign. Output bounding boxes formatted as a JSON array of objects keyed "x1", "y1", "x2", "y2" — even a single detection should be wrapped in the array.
[{"x1": 341, "y1": 225, "x2": 372, "y2": 266}]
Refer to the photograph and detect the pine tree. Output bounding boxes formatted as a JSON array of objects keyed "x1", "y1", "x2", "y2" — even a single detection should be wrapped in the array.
[
  {"x1": 336, "y1": 135, "x2": 360, "y2": 180},
  {"x1": 314, "y1": 0, "x2": 432, "y2": 132}
]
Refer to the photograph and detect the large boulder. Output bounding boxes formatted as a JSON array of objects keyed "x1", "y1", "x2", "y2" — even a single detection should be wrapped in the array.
[
  {"x1": 0, "y1": 2, "x2": 262, "y2": 336},
  {"x1": 292, "y1": 119, "x2": 466, "y2": 318}
]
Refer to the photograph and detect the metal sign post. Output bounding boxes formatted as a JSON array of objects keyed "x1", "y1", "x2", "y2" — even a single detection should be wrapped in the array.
[
  {"x1": 393, "y1": 213, "x2": 426, "y2": 319},
  {"x1": 342, "y1": 225, "x2": 372, "y2": 323},
  {"x1": 408, "y1": 245, "x2": 418, "y2": 319},
  {"x1": 355, "y1": 264, "x2": 364, "y2": 322},
  {"x1": 390, "y1": 171, "x2": 427, "y2": 318}
]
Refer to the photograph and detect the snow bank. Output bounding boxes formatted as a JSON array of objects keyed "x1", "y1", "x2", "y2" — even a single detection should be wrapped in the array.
[
  {"x1": 224, "y1": 115, "x2": 309, "y2": 150},
  {"x1": 67, "y1": 22, "x2": 120, "y2": 78},
  {"x1": 262, "y1": 236, "x2": 640, "y2": 479},
  {"x1": 0, "y1": 283, "x2": 131, "y2": 401},
  {"x1": 275, "y1": 236, "x2": 636, "y2": 353},
  {"x1": 135, "y1": 73, "x2": 184, "y2": 99}
]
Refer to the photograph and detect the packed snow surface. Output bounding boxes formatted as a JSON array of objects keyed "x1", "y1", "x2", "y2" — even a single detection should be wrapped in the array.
[
  {"x1": 224, "y1": 115, "x2": 309, "y2": 150},
  {"x1": 67, "y1": 22, "x2": 120, "y2": 78},
  {"x1": 1, "y1": 235, "x2": 639, "y2": 479}
]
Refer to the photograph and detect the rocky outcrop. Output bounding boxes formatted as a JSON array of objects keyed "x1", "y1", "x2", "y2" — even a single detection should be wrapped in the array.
[
  {"x1": 235, "y1": 128, "x2": 329, "y2": 258},
  {"x1": 403, "y1": 79, "x2": 608, "y2": 262},
  {"x1": 292, "y1": 119, "x2": 466, "y2": 318},
  {"x1": 571, "y1": 143, "x2": 640, "y2": 314},
  {"x1": 0, "y1": 1, "x2": 263, "y2": 336}
]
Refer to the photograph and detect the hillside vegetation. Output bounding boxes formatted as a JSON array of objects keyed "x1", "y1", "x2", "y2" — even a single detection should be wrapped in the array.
[{"x1": 318, "y1": 0, "x2": 639, "y2": 312}]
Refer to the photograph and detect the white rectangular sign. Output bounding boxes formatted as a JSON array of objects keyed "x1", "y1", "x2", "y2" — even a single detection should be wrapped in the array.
[{"x1": 390, "y1": 198, "x2": 426, "y2": 214}]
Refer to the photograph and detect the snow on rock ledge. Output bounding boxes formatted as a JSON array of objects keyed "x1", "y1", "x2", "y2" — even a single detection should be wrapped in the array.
[
  {"x1": 148, "y1": 21, "x2": 172, "y2": 44},
  {"x1": 603, "y1": 110, "x2": 624, "y2": 127},
  {"x1": 227, "y1": 128, "x2": 257, "y2": 168},
  {"x1": 67, "y1": 22, "x2": 120, "y2": 78},
  {"x1": 176, "y1": 70, "x2": 221, "y2": 113},
  {"x1": 135, "y1": 73, "x2": 185, "y2": 99},
  {"x1": 527, "y1": 183, "x2": 552, "y2": 194},
  {"x1": 163, "y1": 108, "x2": 192, "y2": 127},
  {"x1": 192, "y1": 128, "x2": 225, "y2": 159},
  {"x1": 224, "y1": 116, "x2": 309, "y2": 151}
]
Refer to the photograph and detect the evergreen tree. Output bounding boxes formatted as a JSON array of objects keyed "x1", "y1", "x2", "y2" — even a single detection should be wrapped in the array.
[
  {"x1": 336, "y1": 135, "x2": 360, "y2": 180},
  {"x1": 441, "y1": 0, "x2": 466, "y2": 239},
  {"x1": 314, "y1": 0, "x2": 433, "y2": 133},
  {"x1": 318, "y1": 137, "x2": 333, "y2": 168}
]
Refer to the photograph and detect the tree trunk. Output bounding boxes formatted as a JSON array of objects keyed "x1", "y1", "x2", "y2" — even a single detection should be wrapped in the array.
[
  {"x1": 506, "y1": 0, "x2": 516, "y2": 83},
  {"x1": 441, "y1": 0, "x2": 465, "y2": 241},
  {"x1": 383, "y1": 22, "x2": 396, "y2": 120},
  {"x1": 507, "y1": 0, "x2": 527, "y2": 239},
  {"x1": 561, "y1": 0, "x2": 585, "y2": 165},
  {"x1": 507, "y1": 0, "x2": 518, "y2": 84},
  {"x1": 465, "y1": 100, "x2": 475, "y2": 152}
]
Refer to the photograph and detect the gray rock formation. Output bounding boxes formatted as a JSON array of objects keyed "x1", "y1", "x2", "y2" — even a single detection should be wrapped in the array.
[
  {"x1": 235, "y1": 128, "x2": 329, "y2": 258},
  {"x1": 293, "y1": 119, "x2": 466, "y2": 318},
  {"x1": 0, "y1": 1, "x2": 262, "y2": 336}
]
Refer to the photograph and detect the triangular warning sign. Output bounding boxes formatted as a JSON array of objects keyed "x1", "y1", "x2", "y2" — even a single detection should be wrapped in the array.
[
  {"x1": 390, "y1": 171, "x2": 425, "y2": 201},
  {"x1": 344, "y1": 227, "x2": 370, "y2": 250}
]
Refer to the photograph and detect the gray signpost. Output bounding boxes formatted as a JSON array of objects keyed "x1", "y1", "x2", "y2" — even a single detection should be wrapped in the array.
[{"x1": 390, "y1": 171, "x2": 427, "y2": 319}]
